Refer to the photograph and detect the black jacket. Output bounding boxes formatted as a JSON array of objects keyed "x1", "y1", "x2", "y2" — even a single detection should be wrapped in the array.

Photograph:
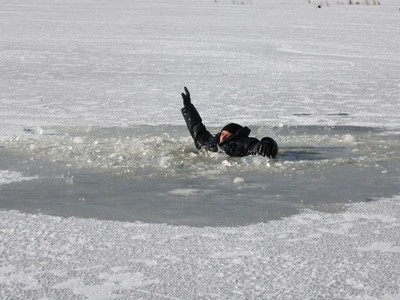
[{"x1": 181, "y1": 103, "x2": 278, "y2": 158}]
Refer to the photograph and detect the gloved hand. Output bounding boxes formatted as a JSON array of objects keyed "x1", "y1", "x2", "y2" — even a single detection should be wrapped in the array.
[
  {"x1": 256, "y1": 137, "x2": 278, "y2": 158},
  {"x1": 181, "y1": 87, "x2": 191, "y2": 107}
]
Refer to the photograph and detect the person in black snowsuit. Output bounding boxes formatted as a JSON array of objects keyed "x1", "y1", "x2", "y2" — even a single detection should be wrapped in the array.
[{"x1": 181, "y1": 87, "x2": 278, "y2": 158}]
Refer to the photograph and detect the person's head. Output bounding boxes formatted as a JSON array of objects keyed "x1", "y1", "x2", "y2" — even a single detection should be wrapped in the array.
[{"x1": 219, "y1": 123, "x2": 243, "y2": 144}]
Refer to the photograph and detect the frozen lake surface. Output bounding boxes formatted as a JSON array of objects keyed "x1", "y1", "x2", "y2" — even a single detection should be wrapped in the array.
[
  {"x1": 1, "y1": 0, "x2": 400, "y2": 298},
  {"x1": 1, "y1": 125, "x2": 399, "y2": 226}
]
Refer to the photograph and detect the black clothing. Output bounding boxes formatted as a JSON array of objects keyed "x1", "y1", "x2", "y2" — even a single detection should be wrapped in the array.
[{"x1": 181, "y1": 103, "x2": 278, "y2": 158}]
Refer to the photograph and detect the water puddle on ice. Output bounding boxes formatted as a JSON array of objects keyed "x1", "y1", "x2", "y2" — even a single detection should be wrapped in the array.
[{"x1": 0, "y1": 125, "x2": 399, "y2": 226}]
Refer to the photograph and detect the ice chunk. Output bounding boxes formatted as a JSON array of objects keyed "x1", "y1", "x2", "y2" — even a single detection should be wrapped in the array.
[
  {"x1": 342, "y1": 134, "x2": 356, "y2": 145},
  {"x1": 72, "y1": 136, "x2": 86, "y2": 144},
  {"x1": 233, "y1": 177, "x2": 245, "y2": 184},
  {"x1": 168, "y1": 189, "x2": 199, "y2": 196}
]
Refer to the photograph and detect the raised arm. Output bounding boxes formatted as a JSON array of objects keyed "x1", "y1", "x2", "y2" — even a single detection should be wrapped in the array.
[{"x1": 181, "y1": 87, "x2": 214, "y2": 150}]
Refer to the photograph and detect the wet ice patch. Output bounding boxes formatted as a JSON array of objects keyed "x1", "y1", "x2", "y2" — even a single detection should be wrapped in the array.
[{"x1": 0, "y1": 125, "x2": 399, "y2": 226}]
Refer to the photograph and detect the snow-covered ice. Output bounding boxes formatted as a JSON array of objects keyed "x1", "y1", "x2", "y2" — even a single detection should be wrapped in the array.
[
  {"x1": 1, "y1": 0, "x2": 400, "y2": 298},
  {"x1": 1, "y1": 198, "x2": 400, "y2": 299}
]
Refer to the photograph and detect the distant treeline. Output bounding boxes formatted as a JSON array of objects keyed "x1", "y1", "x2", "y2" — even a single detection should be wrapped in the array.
[
  {"x1": 213, "y1": 0, "x2": 382, "y2": 5},
  {"x1": 309, "y1": 0, "x2": 381, "y2": 6}
]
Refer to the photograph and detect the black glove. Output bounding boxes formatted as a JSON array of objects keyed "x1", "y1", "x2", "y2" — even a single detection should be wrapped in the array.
[
  {"x1": 181, "y1": 86, "x2": 191, "y2": 107},
  {"x1": 256, "y1": 137, "x2": 278, "y2": 158}
]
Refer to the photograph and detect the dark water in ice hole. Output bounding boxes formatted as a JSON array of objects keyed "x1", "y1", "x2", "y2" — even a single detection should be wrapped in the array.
[{"x1": 0, "y1": 125, "x2": 399, "y2": 226}]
